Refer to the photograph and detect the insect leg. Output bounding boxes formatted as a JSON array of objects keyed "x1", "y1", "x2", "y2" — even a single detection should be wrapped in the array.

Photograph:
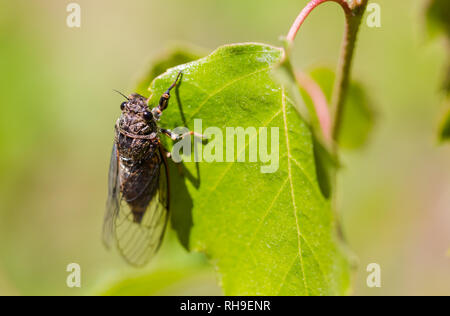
[
  {"x1": 160, "y1": 128, "x2": 204, "y2": 141},
  {"x1": 157, "y1": 140, "x2": 171, "y2": 208},
  {"x1": 159, "y1": 139, "x2": 184, "y2": 175},
  {"x1": 152, "y1": 71, "x2": 182, "y2": 116}
]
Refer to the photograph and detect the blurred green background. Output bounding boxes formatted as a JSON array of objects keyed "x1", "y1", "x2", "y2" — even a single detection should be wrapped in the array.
[{"x1": 0, "y1": 0, "x2": 449, "y2": 296}]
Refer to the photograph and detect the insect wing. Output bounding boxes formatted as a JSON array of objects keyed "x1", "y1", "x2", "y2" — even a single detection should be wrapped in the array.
[
  {"x1": 103, "y1": 142, "x2": 120, "y2": 249},
  {"x1": 111, "y1": 148, "x2": 169, "y2": 266}
]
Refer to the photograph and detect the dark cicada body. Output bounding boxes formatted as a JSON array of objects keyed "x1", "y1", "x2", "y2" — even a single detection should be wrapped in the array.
[
  {"x1": 115, "y1": 94, "x2": 164, "y2": 222},
  {"x1": 103, "y1": 72, "x2": 187, "y2": 266}
]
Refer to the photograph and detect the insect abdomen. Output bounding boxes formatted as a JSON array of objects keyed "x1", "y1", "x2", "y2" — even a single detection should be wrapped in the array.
[{"x1": 119, "y1": 154, "x2": 161, "y2": 223}]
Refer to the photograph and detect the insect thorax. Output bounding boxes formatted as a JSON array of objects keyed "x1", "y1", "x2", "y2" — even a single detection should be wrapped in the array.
[{"x1": 116, "y1": 94, "x2": 159, "y2": 162}]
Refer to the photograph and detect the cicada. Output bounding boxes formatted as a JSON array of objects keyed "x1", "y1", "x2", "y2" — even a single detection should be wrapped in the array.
[{"x1": 103, "y1": 72, "x2": 193, "y2": 266}]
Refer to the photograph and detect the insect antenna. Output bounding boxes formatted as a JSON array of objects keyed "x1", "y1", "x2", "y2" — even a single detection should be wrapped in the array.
[
  {"x1": 167, "y1": 71, "x2": 182, "y2": 92},
  {"x1": 113, "y1": 89, "x2": 130, "y2": 100}
]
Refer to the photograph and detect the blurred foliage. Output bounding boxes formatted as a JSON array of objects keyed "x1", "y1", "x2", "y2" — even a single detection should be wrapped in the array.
[
  {"x1": 425, "y1": 0, "x2": 450, "y2": 39},
  {"x1": 439, "y1": 108, "x2": 450, "y2": 141},
  {"x1": 98, "y1": 268, "x2": 215, "y2": 296},
  {"x1": 425, "y1": 0, "x2": 450, "y2": 140},
  {"x1": 299, "y1": 67, "x2": 375, "y2": 149},
  {"x1": 136, "y1": 44, "x2": 206, "y2": 96}
]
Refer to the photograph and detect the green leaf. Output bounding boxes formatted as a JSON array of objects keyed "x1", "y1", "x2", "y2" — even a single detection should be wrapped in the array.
[
  {"x1": 312, "y1": 138, "x2": 339, "y2": 200},
  {"x1": 424, "y1": 1, "x2": 450, "y2": 137},
  {"x1": 301, "y1": 67, "x2": 375, "y2": 150},
  {"x1": 98, "y1": 268, "x2": 196, "y2": 296},
  {"x1": 439, "y1": 108, "x2": 450, "y2": 142},
  {"x1": 339, "y1": 81, "x2": 375, "y2": 149},
  {"x1": 97, "y1": 267, "x2": 220, "y2": 296},
  {"x1": 425, "y1": 0, "x2": 450, "y2": 39},
  {"x1": 147, "y1": 43, "x2": 350, "y2": 295}
]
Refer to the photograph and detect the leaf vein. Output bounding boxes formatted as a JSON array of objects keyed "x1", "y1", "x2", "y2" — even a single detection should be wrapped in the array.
[
  {"x1": 207, "y1": 109, "x2": 283, "y2": 193},
  {"x1": 276, "y1": 254, "x2": 299, "y2": 295},
  {"x1": 187, "y1": 66, "x2": 275, "y2": 121},
  {"x1": 247, "y1": 177, "x2": 289, "y2": 247},
  {"x1": 289, "y1": 156, "x2": 324, "y2": 201},
  {"x1": 300, "y1": 234, "x2": 330, "y2": 290},
  {"x1": 281, "y1": 87, "x2": 309, "y2": 295}
]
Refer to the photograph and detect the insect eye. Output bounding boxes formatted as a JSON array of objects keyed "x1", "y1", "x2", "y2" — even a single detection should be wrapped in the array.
[
  {"x1": 120, "y1": 102, "x2": 127, "y2": 111},
  {"x1": 143, "y1": 111, "x2": 153, "y2": 120}
]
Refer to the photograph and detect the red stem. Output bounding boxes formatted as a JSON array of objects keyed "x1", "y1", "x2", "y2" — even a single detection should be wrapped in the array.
[
  {"x1": 296, "y1": 72, "x2": 332, "y2": 142},
  {"x1": 286, "y1": 0, "x2": 352, "y2": 43}
]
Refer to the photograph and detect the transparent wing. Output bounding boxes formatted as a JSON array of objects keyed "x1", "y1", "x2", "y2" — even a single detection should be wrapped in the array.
[
  {"x1": 113, "y1": 148, "x2": 169, "y2": 267},
  {"x1": 103, "y1": 142, "x2": 120, "y2": 249}
]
